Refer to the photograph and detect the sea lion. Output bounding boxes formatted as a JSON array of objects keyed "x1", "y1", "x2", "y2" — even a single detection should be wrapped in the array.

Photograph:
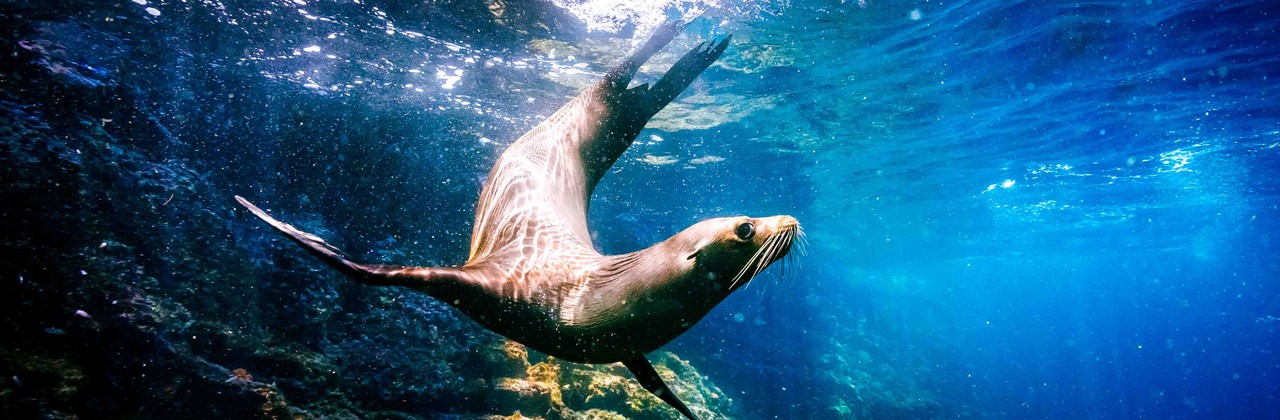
[{"x1": 236, "y1": 17, "x2": 799, "y2": 420}]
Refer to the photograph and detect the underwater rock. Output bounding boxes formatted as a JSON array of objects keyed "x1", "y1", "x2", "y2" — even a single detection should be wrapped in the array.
[
  {"x1": 492, "y1": 361, "x2": 567, "y2": 417},
  {"x1": 804, "y1": 327, "x2": 944, "y2": 419},
  {"x1": 482, "y1": 341, "x2": 735, "y2": 419},
  {"x1": 482, "y1": 338, "x2": 536, "y2": 380},
  {"x1": 555, "y1": 354, "x2": 731, "y2": 419}
]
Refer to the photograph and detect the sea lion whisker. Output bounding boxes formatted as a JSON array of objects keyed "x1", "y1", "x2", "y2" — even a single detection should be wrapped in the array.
[
  {"x1": 750, "y1": 234, "x2": 785, "y2": 287},
  {"x1": 787, "y1": 248, "x2": 800, "y2": 278},
  {"x1": 731, "y1": 233, "x2": 779, "y2": 289},
  {"x1": 792, "y1": 228, "x2": 809, "y2": 257},
  {"x1": 784, "y1": 230, "x2": 802, "y2": 276},
  {"x1": 759, "y1": 231, "x2": 789, "y2": 283},
  {"x1": 778, "y1": 231, "x2": 788, "y2": 274},
  {"x1": 758, "y1": 232, "x2": 788, "y2": 275},
  {"x1": 760, "y1": 256, "x2": 785, "y2": 295},
  {"x1": 751, "y1": 242, "x2": 773, "y2": 275},
  {"x1": 752, "y1": 233, "x2": 787, "y2": 279},
  {"x1": 777, "y1": 232, "x2": 793, "y2": 278},
  {"x1": 785, "y1": 230, "x2": 805, "y2": 268},
  {"x1": 744, "y1": 235, "x2": 781, "y2": 291},
  {"x1": 731, "y1": 233, "x2": 778, "y2": 290},
  {"x1": 729, "y1": 250, "x2": 761, "y2": 290},
  {"x1": 739, "y1": 245, "x2": 761, "y2": 290},
  {"x1": 778, "y1": 251, "x2": 791, "y2": 282}
]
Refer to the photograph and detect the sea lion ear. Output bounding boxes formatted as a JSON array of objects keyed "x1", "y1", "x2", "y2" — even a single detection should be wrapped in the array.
[
  {"x1": 685, "y1": 236, "x2": 714, "y2": 260},
  {"x1": 685, "y1": 243, "x2": 702, "y2": 260}
]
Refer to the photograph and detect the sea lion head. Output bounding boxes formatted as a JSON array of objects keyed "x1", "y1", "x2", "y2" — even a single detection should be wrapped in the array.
[{"x1": 669, "y1": 215, "x2": 802, "y2": 293}]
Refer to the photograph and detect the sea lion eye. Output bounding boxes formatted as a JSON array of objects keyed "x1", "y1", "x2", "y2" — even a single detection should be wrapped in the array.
[{"x1": 734, "y1": 222, "x2": 754, "y2": 241}]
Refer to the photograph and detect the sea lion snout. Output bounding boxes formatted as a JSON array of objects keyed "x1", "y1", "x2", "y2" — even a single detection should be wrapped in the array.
[
  {"x1": 759, "y1": 215, "x2": 800, "y2": 234},
  {"x1": 746, "y1": 215, "x2": 801, "y2": 249}
]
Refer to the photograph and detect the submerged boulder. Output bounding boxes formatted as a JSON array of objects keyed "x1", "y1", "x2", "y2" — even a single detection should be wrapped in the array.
[{"x1": 486, "y1": 341, "x2": 735, "y2": 420}]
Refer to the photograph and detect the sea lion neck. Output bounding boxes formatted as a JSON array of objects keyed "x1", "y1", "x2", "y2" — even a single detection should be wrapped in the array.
[
  {"x1": 575, "y1": 228, "x2": 725, "y2": 320},
  {"x1": 603, "y1": 234, "x2": 700, "y2": 289}
]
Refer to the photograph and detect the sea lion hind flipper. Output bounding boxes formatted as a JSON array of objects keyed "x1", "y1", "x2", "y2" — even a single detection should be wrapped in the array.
[
  {"x1": 577, "y1": 28, "x2": 731, "y2": 199},
  {"x1": 603, "y1": 18, "x2": 689, "y2": 91},
  {"x1": 234, "y1": 196, "x2": 468, "y2": 290},
  {"x1": 623, "y1": 357, "x2": 700, "y2": 420},
  {"x1": 646, "y1": 35, "x2": 732, "y2": 112}
]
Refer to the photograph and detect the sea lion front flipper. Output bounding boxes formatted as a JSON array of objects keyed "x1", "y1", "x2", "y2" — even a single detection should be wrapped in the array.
[
  {"x1": 623, "y1": 357, "x2": 699, "y2": 420},
  {"x1": 234, "y1": 196, "x2": 474, "y2": 291}
]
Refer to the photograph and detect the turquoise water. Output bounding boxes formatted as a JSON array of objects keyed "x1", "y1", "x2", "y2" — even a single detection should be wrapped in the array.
[{"x1": 2, "y1": 0, "x2": 1277, "y2": 418}]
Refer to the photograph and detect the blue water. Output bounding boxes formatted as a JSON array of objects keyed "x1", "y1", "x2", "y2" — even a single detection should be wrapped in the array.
[
  {"x1": 7, "y1": 0, "x2": 1277, "y2": 418},
  {"x1": 611, "y1": 1, "x2": 1280, "y2": 418}
]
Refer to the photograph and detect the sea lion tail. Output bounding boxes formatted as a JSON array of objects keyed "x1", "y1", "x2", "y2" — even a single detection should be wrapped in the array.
[{"x1": 234, "y1": 196, "x2": 469, "y2": 290}]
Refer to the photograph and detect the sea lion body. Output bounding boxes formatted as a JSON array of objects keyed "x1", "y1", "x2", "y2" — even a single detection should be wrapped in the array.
[
  {"x1": 237, "y1": 18, "x2": 799, "y2": 419},
  {"x1": 442, "y1": 215, "x2": 797, "y2": 364}
]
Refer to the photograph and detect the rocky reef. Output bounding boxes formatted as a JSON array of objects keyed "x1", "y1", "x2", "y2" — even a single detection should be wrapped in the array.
[{"x1": 487, "y1": 341, "x2": 733, "y2": 419}]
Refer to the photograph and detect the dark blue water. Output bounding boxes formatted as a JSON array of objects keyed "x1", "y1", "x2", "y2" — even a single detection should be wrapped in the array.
[{"x1": 3, "y1": 0, "x2": 1277, "y2": 418}]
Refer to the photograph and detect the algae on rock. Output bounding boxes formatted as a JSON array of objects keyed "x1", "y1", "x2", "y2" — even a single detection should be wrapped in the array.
[{"x1": 485, "y1": 341, "x2": 736, "y2": 419}]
